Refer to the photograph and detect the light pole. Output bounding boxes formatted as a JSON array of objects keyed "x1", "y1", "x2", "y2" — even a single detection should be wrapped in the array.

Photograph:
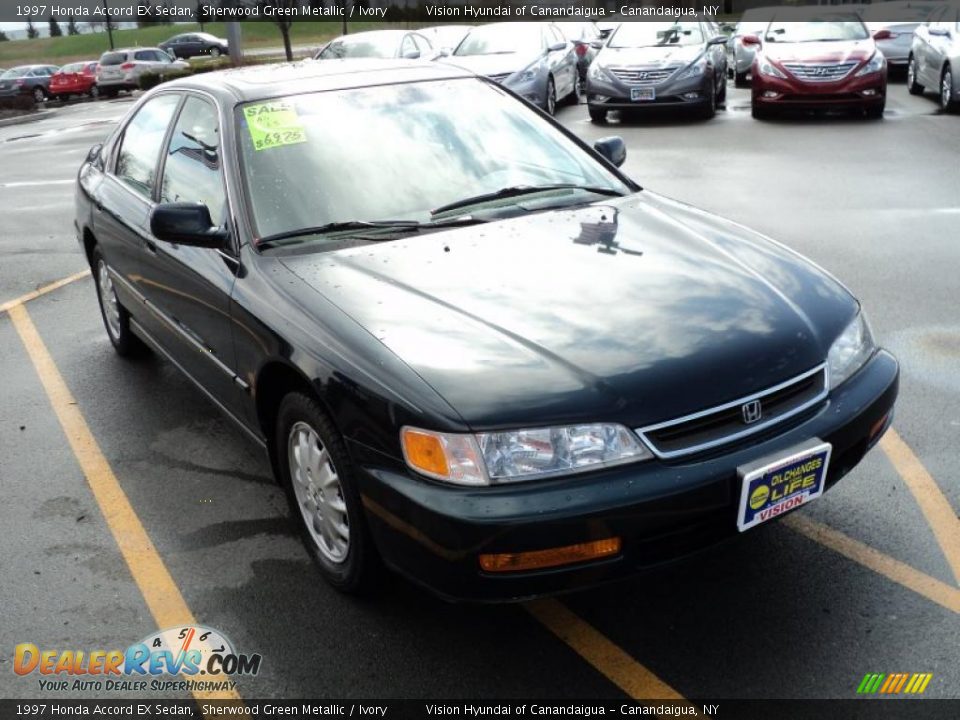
[{"x1": 102, "y1": 0, "x2": 114, "y2": 49}]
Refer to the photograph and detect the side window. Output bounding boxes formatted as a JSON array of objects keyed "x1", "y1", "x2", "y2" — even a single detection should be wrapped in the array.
[
  {"x1": 159, "y1": 96, "x2": 227, "y2": 226},
  {"x1": 155, "y1": 51, "x2": 172, "y2": 63},
  {"x1": 400, "y1": 34, "x2": 417, "y2": 58},
  {"x1": 115, "y1": 94, "x2": 181, "y2": 198},
  {"x1": 134, "y1": 51, "x2": 152, "y2": 62},
  {"x1": 413, "y1": 34, "x2": 431, "y2": 54}
]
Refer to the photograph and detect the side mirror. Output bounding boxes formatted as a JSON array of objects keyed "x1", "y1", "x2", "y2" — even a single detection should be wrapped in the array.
[
  {"x1": 150, "y1": 203, "x2": 229, "y2": 249},
  {"x1": 741, "y1": 34, "x2": 762, "y2": 46},
  {"x1": 594, "y1": 136, "x2": 626, "y2": 168},
  {"x1": 402, "y1": 49, "x2": 421, "y2": 60},
  {"x1": 928, "y1": 26, "x2": 949, "y2": 37},
  {"x1": 707, "y1": 35, "x2": 729, "y2": 46},
  {"x1": 86, "y1": 143, "x2": 103, "y2": 163},
  {"x1": 590, "y1": 40, "x2": 604, "y2": 50},
  {"x1": 547, "y1": 42, "x2": 568, "y2": 53},
  {"x1": 872, "y1": 29, "x2": 894, "y2": 41}
]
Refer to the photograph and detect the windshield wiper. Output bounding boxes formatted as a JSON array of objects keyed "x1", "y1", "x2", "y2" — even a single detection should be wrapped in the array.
[
  {"x1": 257, "y1": 217, "x2": 486, "y2": 248},
  {"x1": 431, "y1": 184, "x2": 626, "y2": 217}
]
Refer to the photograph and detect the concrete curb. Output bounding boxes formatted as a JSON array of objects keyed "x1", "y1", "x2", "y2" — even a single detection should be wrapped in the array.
[{"x1": 0, "y1": 110, "x2": 54, "y2": 129}]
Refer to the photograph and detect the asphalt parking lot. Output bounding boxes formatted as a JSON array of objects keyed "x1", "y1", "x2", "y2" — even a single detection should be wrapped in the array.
[{"x1": 1, "y1": 78, "x2": 958, "y2": 702}]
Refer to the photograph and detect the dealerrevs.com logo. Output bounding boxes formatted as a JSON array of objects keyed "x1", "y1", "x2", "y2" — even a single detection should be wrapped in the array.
[{"x1": 14, "y1": 625, "x2": 262, "y2": 693}]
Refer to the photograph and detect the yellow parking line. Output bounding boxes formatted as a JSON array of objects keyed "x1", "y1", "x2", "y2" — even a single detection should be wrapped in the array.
[
  {"x1": 526, "y1": 599, "x2": 686, "y2": 700},
  {"x1": 0, "y1": 269, "x2": 90, "y2": 315},
  {"x1": 8, "y1": 303, "x2": 241, "y2": 705},
  {"x1": 880, "y1": 429, "x2": 960, "y2": 586},
  {"x1": 784, "y1": 515, "x2": 960, "y2": 614}
]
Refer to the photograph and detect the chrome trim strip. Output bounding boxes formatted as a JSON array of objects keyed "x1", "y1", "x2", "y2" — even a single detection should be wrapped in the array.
[{"x1": 635, "y1": 363, "x2": 828, "y2": 460}]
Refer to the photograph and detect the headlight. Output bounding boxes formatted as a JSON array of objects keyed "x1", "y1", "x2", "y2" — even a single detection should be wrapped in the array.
[
  {"x1": 676, "y1": 58, "x2": 707, "y2": 80},
  {"x1": 401, "y1": 424, "x2": 652, "y2": 486},
  {"x1": 758, "y1": 57, "x2": 786, "y2": 79},
  {"x1": 855, "y1": 52, "x2": 886, "y2": 77},
  {"x1": 827, "y1": 311, "x2": 876, "y2": 389},
  {"x1": 509, "y1": 66, "x2": 539, "y2": 84},
  {"x1": 589, "y1": 62, "x2": 611, "y2": 82}
]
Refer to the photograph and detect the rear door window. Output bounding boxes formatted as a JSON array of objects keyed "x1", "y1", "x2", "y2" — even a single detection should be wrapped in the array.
[{"x1": 114, "y1": 94, "x2": 182, "y2": 198}]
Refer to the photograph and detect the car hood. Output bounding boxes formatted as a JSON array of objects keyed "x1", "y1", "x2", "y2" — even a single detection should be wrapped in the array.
[
  {"x1": 599, "y1": 44, "x2": 704, "y2": 68},
  {"x1": 445, "y1": 52, "x2": 538, "y2": 77},
  {"x1": 280, "y1": 194, "x2": 856, "y2": 430},
  {"x1": 761, "y1": 39, "x2": 874, "y2": 64}
]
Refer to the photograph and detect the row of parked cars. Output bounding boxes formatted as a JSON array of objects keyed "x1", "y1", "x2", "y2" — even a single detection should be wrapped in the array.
[{"x1": 0, "y1": 31, "x2": 225, "y2": 104}]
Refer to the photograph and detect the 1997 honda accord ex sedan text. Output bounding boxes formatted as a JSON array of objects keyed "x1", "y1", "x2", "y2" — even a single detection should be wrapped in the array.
[{"x1": 75, "y1": 61, "x2": 899, "y2": 601}]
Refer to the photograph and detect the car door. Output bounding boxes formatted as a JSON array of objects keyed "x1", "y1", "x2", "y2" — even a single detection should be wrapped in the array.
[
  {"x1": 928, "y1": 15, "x2": 955, "y2": 79},
  {"x1": 545, "y1": 24, "x2": 576, "y2": 98},
  {"x1": 93, "y1": 93, "x2": 183, "y2": 313},
  {"x1": 137, "y1": 93, "x2": 243, "y2": 411},
  {"x1": 182, "y1": 35, "x2": 202, "y2": 58},
  {"x1": 703, "y1": 22, "x2": 726, "y2": 88},
  {"x1": 918, "y1": 7, "x2": 947, "y2": 84}
]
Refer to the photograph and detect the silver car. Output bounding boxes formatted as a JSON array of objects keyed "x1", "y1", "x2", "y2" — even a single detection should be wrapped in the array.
[
  {"x1": 908, "y1": 1, "x2": 960, "y2": 111},
  {"x1": 728, "y1": 7, "x2": 779, "y2": 87},
  {"x1": 862, "y1": 0, "x2": 946, "y2": 68},
  {"x1": 96, "y1": 48, "x2": 188, "y2": 95}
]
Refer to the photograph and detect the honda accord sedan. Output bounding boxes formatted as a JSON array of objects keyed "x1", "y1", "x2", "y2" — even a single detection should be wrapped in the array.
[
  {"x1": 586, "y1": 20, "x2": 729, "y2": 122},
  {"x1": 75, "y1": 61, "x2": 898, "y2": 601},
  {"x1": 747, "y1": 11, "x2": 890, "y2": 119}
]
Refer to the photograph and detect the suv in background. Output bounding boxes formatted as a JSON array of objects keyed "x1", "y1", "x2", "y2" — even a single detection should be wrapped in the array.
[{"x1": 96, "y1": 48, "x2": 188, "y2": 95}]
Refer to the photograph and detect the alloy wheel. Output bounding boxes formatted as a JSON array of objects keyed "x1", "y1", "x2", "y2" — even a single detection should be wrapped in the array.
[
  {"x1": 287, "y1": 421, "x2": 350, "y2": 564},
  {"x1": 97, "y1": 259, "x2": 122, "y2": 341},
  {"x1": 942, "y1": 69, "x2": 954, "y2": 111},
  {"x1": 546, "y1": 78, "x2": 556, "y2": 116},
  {"x1": 33, "y1": 87, "x2": 45, "y2": 103}
]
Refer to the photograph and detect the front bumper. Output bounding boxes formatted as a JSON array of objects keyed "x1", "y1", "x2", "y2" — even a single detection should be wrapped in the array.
[
  {"x1": 586, "y1": 70, "x2": 712, "y2": 112},
  {"x1": 352, "y1": 350, "x2": 899, "y2": 602},
  {"x1": 752, "y1": 68, "x2": 886, "y2": 110}
]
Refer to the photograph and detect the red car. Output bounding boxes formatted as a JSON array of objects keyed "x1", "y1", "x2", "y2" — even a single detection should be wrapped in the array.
[
  {"x1": 49, "y1": 61, "x2": 101, "y2": 100},
  {"x1": 745, "y1": 12, "x2": 890, "y2": 119}
]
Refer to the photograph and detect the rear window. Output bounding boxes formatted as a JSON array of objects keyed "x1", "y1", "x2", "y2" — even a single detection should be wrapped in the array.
[
  {"x1": 1, "y1": 67, "x2": 31, "y2": 78},
  {"x1": 101, "y1": 52, "x2": 126, "y2": 66}
]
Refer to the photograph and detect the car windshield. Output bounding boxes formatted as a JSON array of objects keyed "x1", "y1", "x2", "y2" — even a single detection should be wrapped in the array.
[
  {"x1": 609, "y1": 22, "x2": 705, "y2": 48},
  {"x1": 455, "y1": 24, "x2": 542, "y2": 55},
  {"x1": 237, "y1": 79, "x2": 630, "y2": 245},
  {"x1": 318, "y1": 33, "x2": 400, "y2": 59},
  {"x1": 765, "y1": 18, "x2": 870, "y2": 42}
]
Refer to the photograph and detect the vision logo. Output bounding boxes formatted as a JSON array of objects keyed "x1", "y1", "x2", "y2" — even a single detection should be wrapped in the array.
[{"x1": 857, "y1": 673, "x2": 933, "y2": 695}]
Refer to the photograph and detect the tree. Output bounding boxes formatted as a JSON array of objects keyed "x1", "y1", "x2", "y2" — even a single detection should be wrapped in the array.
[
  {"x1": 196, "y1": 0, "x2": 211, "y2": 31},
  {"x1": 0, "y1": 29, "x2": 8, "y2": 42},
  {"x1": 67, "y1": 16, "x2": 80, "y2": 35},
  {"x1": 26, "y1": 17, "x2": 40, "y2": 39},
  {"x1": 260, "y1": 0, "x2": 297, "y2": 61},
  {"x1": 49, "y1": 17, "x2": 63, "y2": 37}
]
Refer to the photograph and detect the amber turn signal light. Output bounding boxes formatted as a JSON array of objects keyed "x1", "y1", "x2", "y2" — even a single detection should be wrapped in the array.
[
  {"x1": 401, "y1": 428, "x2": 450, "y2": 479},
  {"x1": 479, "y1": 537, "x2": 622, "y2": 573}
]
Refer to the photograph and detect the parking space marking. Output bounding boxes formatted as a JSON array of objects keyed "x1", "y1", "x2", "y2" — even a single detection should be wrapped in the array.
[
  {"x1": 785, "y1": 515, "x2": 960, "y2": 615},
  {"x1": 7, "y1": 303, "x2": 242, "y2": 705},
  {"x1": 525, "y1": 599, "x2": 686, "y2": 700},
  {"x1": 0, "y1": 179, "x2": 75, "y2": 187},
  {"x1": 0, "y1": 269, "x2": 90, "y2": 315},
  {"x1": 880, "y1": 429, "x2": 960, "y2": 586}
]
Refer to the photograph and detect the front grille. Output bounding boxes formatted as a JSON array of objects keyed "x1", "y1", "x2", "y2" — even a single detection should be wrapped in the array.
[
  {"x1": 637, "y1": 365, "x2": 828, "y2": 459},
  {"x1": 782, "y1": 62, "x2": 858, "y2": 82},
  {"x1": 486, "y1": 72, "x2": 511, "y2": 84},
  {"x1": 607, "y1": 67, "x2": 678, "y2": 86}
]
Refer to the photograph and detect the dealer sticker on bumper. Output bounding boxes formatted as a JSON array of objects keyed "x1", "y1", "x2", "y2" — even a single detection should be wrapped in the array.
[
  {"x1": 630, "y1": 87, "x2": 655, "y2": 102},
  {"x1": 737, "y1": 440, "x2": 832, "y2": 532}
]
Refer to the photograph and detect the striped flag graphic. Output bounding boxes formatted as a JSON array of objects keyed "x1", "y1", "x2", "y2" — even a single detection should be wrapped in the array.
[{"x1": 857, "y1": 673, "x2": 932, "y2": 694}]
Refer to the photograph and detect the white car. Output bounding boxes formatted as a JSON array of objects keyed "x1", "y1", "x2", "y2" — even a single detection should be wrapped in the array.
[
  {"x1": 96, "y1": 48, "x2": 188, "y2": 95},
  {"x1": 908, "y1": 2, "x2": 960, "y2": 112}
]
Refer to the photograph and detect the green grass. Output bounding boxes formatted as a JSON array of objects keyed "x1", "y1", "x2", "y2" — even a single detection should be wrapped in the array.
[{"x1": 0, "y1": 21, "x2": 400, "y2": 67}]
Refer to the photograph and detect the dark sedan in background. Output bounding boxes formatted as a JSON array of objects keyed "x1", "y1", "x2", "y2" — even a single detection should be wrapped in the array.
[
  {"x1": 0, "y1": 65, "x2": 61, "y2": 103},
  {"x1": 748, "y1": 11, "x2": 889, "y2": 119},
  {"x1": 586, "y1": 20, "x2": 729, "y2": 122},
  {"x1": 74, "y1": 60, "x2": 897, "y2": 602},
  {"x1": 446, "y1": 22, "x2": 579, "y2": 114},
  {"x1": 159, "y1": 32, "x2": 229, "y2": 59}
]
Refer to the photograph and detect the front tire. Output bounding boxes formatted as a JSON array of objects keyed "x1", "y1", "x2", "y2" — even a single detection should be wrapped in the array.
[
  {"x1": 941, "y1": 66, "x2": 957, "y2": 113},
  {"x1": 210, "y1": 47, "x2": 222, "y2": 58},
  {"x1": 907, "y1": 56, "x2": 924, "y2": 95},
  {"x1": 92, "y1": 248, "x2": 144, "y2": 357},
  {"x1": 276, "y1": 393, "x2": 381, "y2": 594},
  {"x1": 699, "y1": 78, "x2": 717, "y2": 119},
  {"x1": 735, "y1": 70, "x2": 749, "y2": 88},
  {"x1": 588, "y1": 106, "x2": 607, "y2": 123},
  {"x1": 544, "y1": 76, "x2": 557, "y2": 115},
  {"x1": 32, "y1": 87, "x2": 47, "y2": 103}
]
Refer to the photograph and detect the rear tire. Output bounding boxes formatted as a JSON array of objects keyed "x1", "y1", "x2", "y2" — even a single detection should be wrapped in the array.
[
  {"x1": 588, "y1": 106, "x2": 607, "y2": 123},
  {"x1": 735, "y1": 70, "x2": 750, "y2": 88},
  {"x1": 907, "y1": 55, "x2": 924, "y2": 95},
  {"x1": 276, "y1": 393, "x2": 382, "y2": 595},
  {"x1": 92, "y1": 247, "x2": 145, "y2": 357},
  {"x1": 90, "y1": 85, "x2": 100, "y2": 100}
]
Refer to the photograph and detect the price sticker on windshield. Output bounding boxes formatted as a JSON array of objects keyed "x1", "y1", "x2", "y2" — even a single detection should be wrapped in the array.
[{"x1": 243, "y1": 101, "x2": 307, "y2": 151}]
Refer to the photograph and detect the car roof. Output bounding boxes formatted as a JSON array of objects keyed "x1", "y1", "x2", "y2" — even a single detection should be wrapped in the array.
[{"x1": 157, "y1": 59, "x2": 476, "y2": 104}]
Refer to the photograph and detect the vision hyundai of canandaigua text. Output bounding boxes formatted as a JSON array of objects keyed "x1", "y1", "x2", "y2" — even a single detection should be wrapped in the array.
[{"x1": 75, "y1": 60, "x2": 898, "y2": 601}]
